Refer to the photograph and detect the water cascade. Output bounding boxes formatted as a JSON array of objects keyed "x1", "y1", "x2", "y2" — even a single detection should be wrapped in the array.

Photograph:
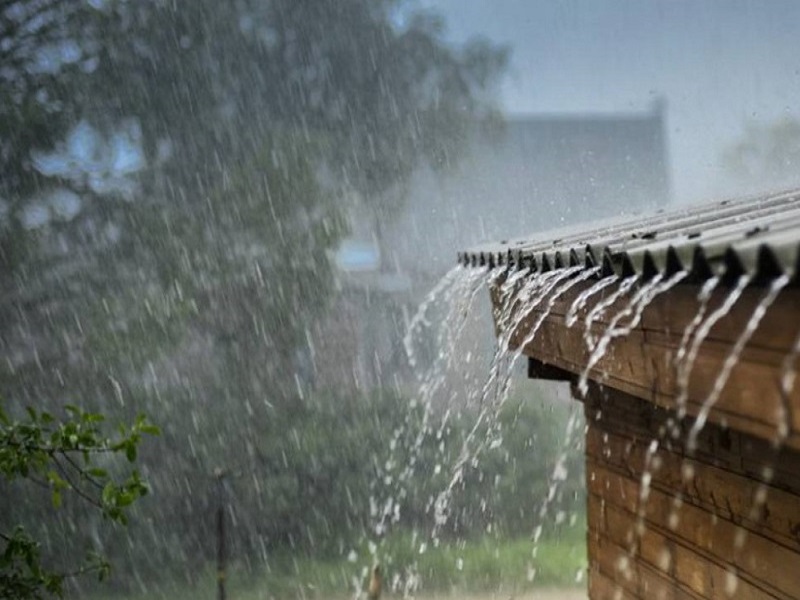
[
  {"x1": 686, "y1": 273, "x2": 790, "y2": 452},
  {"x1": 577, "y1": 271, "x2": 688, "y2": 397},
  {"x1": 673, "y1": 274, "x2": 751, "y2": 421},
  {"x1": 445, "y1": 191, "x2": 800, "y2": 600}
]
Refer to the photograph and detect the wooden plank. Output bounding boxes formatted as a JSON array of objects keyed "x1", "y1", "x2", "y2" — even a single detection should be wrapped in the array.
[
  {"x1": 586, "y1": 426, "x2": 800, "y2": 554},
  {"x1": 582, "y1": 386, "x2": 800, "y2": 509},
  {"x1": 589, "y1": 494, "x2": 778, "y2": 600},
  {"x1": 492, "y1": 278, "x2": 800, "y2": 449},
  {"x1": 507, "y1": 277, "x2": 800, "y2": 354},
  {"x1": 511, "y1": 314, "x2": 800, "y2": 446},
  {"x1": 588, "y1": 564, "x2": 638, "y2": 600},
  {"x1": 588, "y1": 535, "x2": 641, "y2": 599},
  {"x1": 587, "y1": 461, "x2": 800, "y2": 599},
  {"x1": 671, "y1": 542, "x2": 774, "y2": 600},
  {"x1": 588, "y1": 532, "x2": 702, "y2": 600}
]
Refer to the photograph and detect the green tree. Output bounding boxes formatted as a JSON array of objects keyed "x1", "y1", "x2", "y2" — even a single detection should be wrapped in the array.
[
  {"x1": 0, "y1": 403, "x2": 158, "y2": 598},
  {"x1": 0, "y1": 0, "x2": 508, "y2": 587}
]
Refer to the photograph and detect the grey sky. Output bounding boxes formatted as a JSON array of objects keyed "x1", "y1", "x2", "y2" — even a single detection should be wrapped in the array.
[{"x1": 420, "y1": 0, "x2": 800, "y2": 203}]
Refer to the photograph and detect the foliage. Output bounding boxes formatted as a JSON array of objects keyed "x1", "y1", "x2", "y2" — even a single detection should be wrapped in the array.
[
  {"x1": 77, "y1": 0, "x2": 508, "y2": 206},
  {"x1": 0, "y1": 0, "x2": 509, "y2": 593},
  {"x1": 0, "y1": 403, "x2": 159, "y2": 598}
]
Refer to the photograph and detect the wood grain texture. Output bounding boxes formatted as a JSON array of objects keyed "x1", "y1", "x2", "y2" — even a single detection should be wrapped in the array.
[
  {"x1": 491, "y1": 279, "x2": 800, "y2": 449},
  {"x1": 583, "y1": 387, "x2": 800, "y2": 599}
]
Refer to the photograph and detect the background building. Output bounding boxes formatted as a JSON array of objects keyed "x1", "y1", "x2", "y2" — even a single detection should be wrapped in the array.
[{"x1": 321, "y1": 102, "x2": 671, "y2": 391}]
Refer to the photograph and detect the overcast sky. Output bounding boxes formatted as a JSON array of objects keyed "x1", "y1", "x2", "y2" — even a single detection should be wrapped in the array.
[{"x1": 419, "y1": 0, "x2": 800, "y2": 203}]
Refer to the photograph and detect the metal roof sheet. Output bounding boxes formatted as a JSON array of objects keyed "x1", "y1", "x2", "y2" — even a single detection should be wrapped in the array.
[{"x1": 457, "y1": 189, "x2": 800, "y2": 284}]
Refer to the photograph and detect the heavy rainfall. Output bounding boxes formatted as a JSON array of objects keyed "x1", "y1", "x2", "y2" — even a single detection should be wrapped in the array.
[{"x1": 2, "y1": 2, "x2": 800, "y2": 600}]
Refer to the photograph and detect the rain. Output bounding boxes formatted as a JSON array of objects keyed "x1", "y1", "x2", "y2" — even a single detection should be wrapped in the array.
[{"x1": 2, "y1": 2, "x2": 800, "y2": 600}]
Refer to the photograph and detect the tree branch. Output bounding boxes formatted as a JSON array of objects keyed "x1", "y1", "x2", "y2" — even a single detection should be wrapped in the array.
[
  {"x1": 51, "y1": 454, "x2": 103, "y2": 509},
  {"x1": 60, "y1": 451, "x2": 104, "y2": 490}
]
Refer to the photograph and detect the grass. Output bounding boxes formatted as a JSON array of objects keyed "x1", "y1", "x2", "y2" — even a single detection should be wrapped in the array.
[{"x1": 95, "y1": 527, "x2": 587, "y2": 600}]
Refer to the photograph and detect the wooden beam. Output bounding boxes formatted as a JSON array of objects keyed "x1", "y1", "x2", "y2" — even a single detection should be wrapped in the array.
[
  {"x1": 492, "y1": 278, "x2": 800, "y2": 449},
  {"x1": 527, "y1": 357, "x2": 575, "y2": 381}
]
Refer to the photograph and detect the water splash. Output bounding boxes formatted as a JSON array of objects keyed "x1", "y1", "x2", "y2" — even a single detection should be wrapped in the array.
[
  {"x1": 673, "y1": 275, "x2": 751, "y2": 422},
  {"x1": 581, "y1": 275, "x2": 639, "y2": 351},
  {"x1": 470, "y1": 267, "x2": 593, "y2": 466},
  {"x1": 489, "y1": 266, "x2": 589, "y2": 400},
  {"x1": 675, "y1": 277, "x2": 721, "y2": 367},
  {"x1": 427, "y1": 270, "x2": 561, "y2": 533},
  {"x1": 577, "y1": 271, "x2": 688, "y2": 396},
  {"x1": 490, "y1": 266, "x2": 601, "y2": 417},
  {"x1": 403, "y1": 266, "x2": 462, "y2": 369},
  {"x1": 476, "y1": 269, "x2": 572, "y2": 412},
  {"x1": 536, "y1": 403, "x2": 583, "y2": 526},
  {"x1": 431, "y1": 266, "x2": 597, "y2": 538},
  {"x1": 405, "y1": 265, "x2": 495, "y2": 371},
  {"x1": 686, "y1": 274, "x2": 789, "y2": 452},
  {"x1": 565, "y1": 275, "x2": 619, "y2": 328},
  {"x1": 358, "y1": 265, "x2": 495, "y2": 580},
  {"x1": 495, "y1": 268, "x2": 570, "y2": 353},
  {"x1": 776, "y1": 325, "x2": 800, "y2": 445},
  {"x1": 512, "y1": 266, "x2": 601, "y2": 360}
]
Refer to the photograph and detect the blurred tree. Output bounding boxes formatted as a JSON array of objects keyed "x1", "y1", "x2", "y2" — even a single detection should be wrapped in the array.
[
  {"x1": 723, "y1": 117, "x2": 800, "y2": 190},
  {"x1": 80, "y1": 0, "x2": 507, "y2": 212},
  {"x1": 0, "y1": 0, "x2": 509, "y2": 588}
]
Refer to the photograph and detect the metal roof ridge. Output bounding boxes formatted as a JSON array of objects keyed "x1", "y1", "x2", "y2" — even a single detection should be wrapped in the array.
[{"x1": 458, "y1": 188, "x2": 800, "y2": 285}]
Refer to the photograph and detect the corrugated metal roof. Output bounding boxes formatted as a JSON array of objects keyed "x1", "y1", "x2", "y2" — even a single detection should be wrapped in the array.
[{"x1": 457, "y1": 189, "x2": 800, "y2": 284}]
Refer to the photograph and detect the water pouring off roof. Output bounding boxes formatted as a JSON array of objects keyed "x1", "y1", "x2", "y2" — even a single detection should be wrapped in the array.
[
  {"x1": 457, "y1": 188, "x2": 800, "y2": 599},
  {"x1": 459, "y1": 188, "x2": 800, "y2": 286}
]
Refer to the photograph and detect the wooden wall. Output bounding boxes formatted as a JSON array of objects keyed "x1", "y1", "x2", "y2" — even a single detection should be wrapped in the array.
[
  {"x1": 583, "y1": 383, "x2": 800, "y2": 599},
  {"x1": 491, "y1": 274, "x2": 800, "y2": 597},
  {"x1": 495, "y1": 281, "x2": 800, "y2": 450}
]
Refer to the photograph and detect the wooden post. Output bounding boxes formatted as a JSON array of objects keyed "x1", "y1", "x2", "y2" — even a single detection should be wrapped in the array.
[{"x1": 214, "y1": 468, "x2": 227, "y2": 600}]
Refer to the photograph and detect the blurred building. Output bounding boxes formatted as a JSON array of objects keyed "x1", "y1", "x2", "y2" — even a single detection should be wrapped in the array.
[
  {"x1": 315, "y1": 101, "x2": 671, "y2": 392},
  {"x1": 387, "y1": 99, "x2": 670, "y2": 276}
]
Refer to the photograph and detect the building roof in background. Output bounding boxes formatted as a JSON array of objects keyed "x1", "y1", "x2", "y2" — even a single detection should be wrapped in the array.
[
  {"x1": 386, "y1": 104, "x2": 670, "y2": 277},
  {"x1": 458, "y1": 188, "x2": 800, "y2": 285}
]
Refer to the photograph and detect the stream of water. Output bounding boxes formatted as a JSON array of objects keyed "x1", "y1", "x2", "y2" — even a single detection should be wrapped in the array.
[
  {"x1": 686, "y1": 273, "x2": 790, "y2": 452},
  {"x1": 390, "y1": 260, "x2": 796, "y2": 598},
  {"x1": 577, "y1": 271, "x2": 689, "y2": 397}
]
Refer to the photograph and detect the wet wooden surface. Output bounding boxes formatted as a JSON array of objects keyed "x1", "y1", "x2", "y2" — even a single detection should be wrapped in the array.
[
  {"x1": 490, "y1": 275, "x2": 800, "y2": 598},
  {"x1": 492, "y1": 279, "x2": 800, "y2": 450},
  {"x1": 584, "y1": 387, "x2": 800, "y2": 600}
]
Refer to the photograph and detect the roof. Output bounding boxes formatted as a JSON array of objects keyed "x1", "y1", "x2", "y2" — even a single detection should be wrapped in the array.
[{"x1": 458, "y1": 188, "x2": 800, "y2": 285}]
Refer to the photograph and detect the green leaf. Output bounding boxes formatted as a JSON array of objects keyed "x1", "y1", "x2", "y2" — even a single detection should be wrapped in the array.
[
  {"x1": 52, "y1": 488, "x2": 62, "y2": 509},
  {"x1": 102, "y1": 482, "x2": 115, "y2": 506},
  {"x1": 139, "y1": 424, "x2": 161, "y2": 435},
  {"x1": 87, "y1": 467, "x2": 108, "y2": 478},
  {"x1": 117, "y1": 492, "x2": 135, "y2": 507},
  {"x1": 125, "y1": 443, "x2": 136, "y2": 462},
  {"x1": 46, "y1": 470, "x2": 67, "y2": 490},
  {"x1": 97, "y1": 560, "x2": 111, "y2": 581}
]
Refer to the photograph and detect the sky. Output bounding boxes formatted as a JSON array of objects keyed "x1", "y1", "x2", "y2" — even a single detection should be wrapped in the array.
[{"x1": 418, "y1": 0, "x2": 800, "y2": 203}]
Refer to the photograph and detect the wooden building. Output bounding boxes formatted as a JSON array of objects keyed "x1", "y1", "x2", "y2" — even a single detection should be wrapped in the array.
[{"x1": 459, "y1": 190, "x2": 800, "y2": 599}]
